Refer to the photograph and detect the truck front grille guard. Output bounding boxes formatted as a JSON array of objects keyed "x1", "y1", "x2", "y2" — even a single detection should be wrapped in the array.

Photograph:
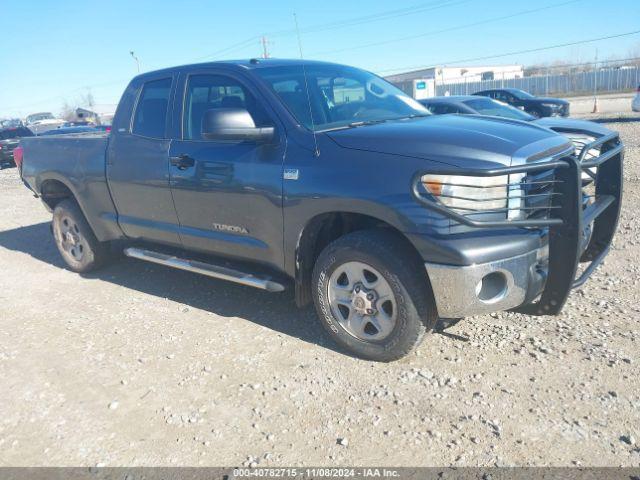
[{"x1": 411, "y1": 132, "x2": 623, "y2": 315}]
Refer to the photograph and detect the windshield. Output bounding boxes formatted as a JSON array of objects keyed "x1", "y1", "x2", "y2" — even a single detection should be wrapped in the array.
[
  {"x1": 508, "y1": 89, "x2": 535, "y2": 100},
  {"x1": 464, "y1": 98, "x2": 534, "y2": 121},
  {"x1": 255, "y1": 64, "x2": 429, "y2": 131}
]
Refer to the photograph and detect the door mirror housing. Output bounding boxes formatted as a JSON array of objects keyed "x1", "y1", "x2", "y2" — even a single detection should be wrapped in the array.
[{"x1": 201, "y1": 108, "x2": 274, "y2": 143}]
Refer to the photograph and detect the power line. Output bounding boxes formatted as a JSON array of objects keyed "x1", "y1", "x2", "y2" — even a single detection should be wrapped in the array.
[
  {"x1": 378, "y1": 30, "x2": 640, "y2": 75},
  {"x1": 311, "y1": 0, "x2": 581, "y2": 57},
  {"x1": 191, "y1": 0, "x2": 469, "y2": 61},
  {"x1": 192, "y1": 36, "x2": 261, "y2": 61},
  {"x1": 270, "y1": 0, "x2": 470, "y2": 37}
]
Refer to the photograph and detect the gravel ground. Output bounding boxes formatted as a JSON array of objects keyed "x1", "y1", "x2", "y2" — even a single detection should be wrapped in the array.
[{"x1": 0, "y1": 122, "x2": 639, "y2": 467}]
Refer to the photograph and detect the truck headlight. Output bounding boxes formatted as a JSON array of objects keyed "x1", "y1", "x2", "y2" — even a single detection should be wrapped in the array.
[
  {"x1": 541, "y1": 103, "x2": 560, "y2": 108},
  {"x1": 421, "y1": 174, "x2": 509, "y2": 213}
]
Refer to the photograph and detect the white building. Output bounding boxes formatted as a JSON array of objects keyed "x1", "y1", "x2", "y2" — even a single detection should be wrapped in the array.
[{"x1": 385, "y1": 65, "x2": 524, "y2": 99}]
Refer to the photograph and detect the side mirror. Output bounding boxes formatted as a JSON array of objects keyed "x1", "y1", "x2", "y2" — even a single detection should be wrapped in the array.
[{"x1": 201, "y1": 108, "x2": 274, "y2": 143}]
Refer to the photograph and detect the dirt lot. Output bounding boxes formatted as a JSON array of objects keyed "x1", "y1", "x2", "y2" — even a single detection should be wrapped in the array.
[{"x1": 0, "y1": 121, "x2": 639, "y2": 467}]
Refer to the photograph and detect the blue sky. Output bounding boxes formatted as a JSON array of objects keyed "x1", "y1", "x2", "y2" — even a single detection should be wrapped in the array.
[{"x1": 1, "y1": 0, "x2": 639, "y2": 117}]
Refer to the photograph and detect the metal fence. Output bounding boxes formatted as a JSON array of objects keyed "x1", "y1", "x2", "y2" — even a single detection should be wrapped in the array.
[{"x1": 435, "y1": 67, "x2": 640, "y2": 97}]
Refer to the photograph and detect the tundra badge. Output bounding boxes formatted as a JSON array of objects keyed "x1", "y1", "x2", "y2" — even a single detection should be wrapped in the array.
[{"x1": 212, "y1": 223, "x2": 249, "y2": 235}]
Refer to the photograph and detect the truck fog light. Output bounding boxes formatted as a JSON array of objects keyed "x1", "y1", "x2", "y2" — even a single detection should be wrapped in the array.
[{"x1": 475, "y1": 271, "x2": 508, "y2": 303}]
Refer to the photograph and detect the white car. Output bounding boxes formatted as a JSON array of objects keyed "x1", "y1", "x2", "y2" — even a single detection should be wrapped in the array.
[
  {"x1": 24, "y1": 112, "x2": 65, "y2": 135},
  {"x1": 633, "y1": 85, "x2": 640, "y2": 112}
]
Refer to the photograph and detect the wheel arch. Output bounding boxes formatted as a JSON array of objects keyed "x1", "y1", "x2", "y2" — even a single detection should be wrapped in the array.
[
  {"x1": 36, "y1": 174, "x2": 105, "y2": 240},
  {"x1": 39, "y1": 176, "x2": 77, "y2": 211},
  {"x1": 293, "y1": 210, "x2": 426, "y2": 307}
]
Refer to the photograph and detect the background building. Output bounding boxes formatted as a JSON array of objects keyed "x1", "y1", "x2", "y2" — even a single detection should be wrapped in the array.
[
  {"x1": 74, "y1": 104, "x2": 117, "y2": 125},
  {"x1": 385, "y1": 64, "x2": 524, "y2": 99}
]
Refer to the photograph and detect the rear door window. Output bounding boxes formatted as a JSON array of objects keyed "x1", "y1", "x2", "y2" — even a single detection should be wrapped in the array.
[{"x1": 132, "y1": 78, "x2": 172, "y2": 138}]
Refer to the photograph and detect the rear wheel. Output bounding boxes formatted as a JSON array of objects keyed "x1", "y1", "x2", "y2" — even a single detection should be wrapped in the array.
[
  {"x1": 52, "y1": 199, "x2": 110, "y2": 273},
  {"x1": 312, "y1": 230, "x2": 437, "y2": 362}
]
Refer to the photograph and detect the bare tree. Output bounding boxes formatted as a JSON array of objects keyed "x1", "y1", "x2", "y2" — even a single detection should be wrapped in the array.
[
  {"x1": 80, "y1": 91, "x2": 95, "y2": 108},
  {"x1": 627, "y1": 41, "x2": 640, "y2": 67},
  {"x1": 60, "y1": 101, "x2": 76, "y2": 121}
]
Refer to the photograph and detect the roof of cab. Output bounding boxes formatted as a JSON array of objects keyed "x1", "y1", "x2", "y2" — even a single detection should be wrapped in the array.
[{"x1": 132, "y1": 58, "x2": 349, "y2": 79}]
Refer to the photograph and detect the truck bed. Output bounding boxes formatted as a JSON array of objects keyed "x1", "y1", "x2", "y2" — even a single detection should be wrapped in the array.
[{"x1": 20, "y1": 133, "x2": 122, "y2": 241}]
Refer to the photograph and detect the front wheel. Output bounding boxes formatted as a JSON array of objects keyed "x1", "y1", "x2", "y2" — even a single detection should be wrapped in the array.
[
  {"x1": 52, "y1": 199, "x2": 110, "y2": 273},
  {"x1": 312, "y1": 230, "x2": 437, "y2": 362}
]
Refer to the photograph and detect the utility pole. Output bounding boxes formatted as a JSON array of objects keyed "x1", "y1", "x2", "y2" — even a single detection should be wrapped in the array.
[
  {"x1": 592, "y1": 47, "x2": 599, "y2": 113},
  {"x1": 260, "y1": 36, "x2": 272, "y2": 59},
  {"x1": 130, "y1": 51, "x2": 140, "y2": 73}
]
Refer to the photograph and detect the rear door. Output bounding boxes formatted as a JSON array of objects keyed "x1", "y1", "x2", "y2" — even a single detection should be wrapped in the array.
[
  {"x1": 107, "y1": 75, "x2": 182, "y2": 245},
  {"x1": 168, "y1": 69, "x2": 286, "y2": 269}
]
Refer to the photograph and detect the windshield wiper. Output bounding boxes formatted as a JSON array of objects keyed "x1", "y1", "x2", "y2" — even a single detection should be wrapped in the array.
[
  {"x1": 319, "y1": 114, "x2": 430, "y2": 133},
  {"x1": 346, "y1": 119, "x2": 390, "y2": 128},
  {"x1": 396, "y1": 114, "x2": 431, "y2": 120}
]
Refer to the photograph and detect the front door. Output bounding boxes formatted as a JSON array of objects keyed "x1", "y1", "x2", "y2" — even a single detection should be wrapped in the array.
[
  {"x1": 168, "y1": 72, "x2": 286, "y2": 270},
  {"x1": 107, "y1": 75, "x2": 181, "y2": 245}
]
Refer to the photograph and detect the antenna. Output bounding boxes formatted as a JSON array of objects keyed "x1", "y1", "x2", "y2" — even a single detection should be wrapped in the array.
[
  {"x1": 293, "y1": 13, "x2": 320, "y2": 157},
  {"x1": 260, "y1": 36, "x2": 272, "y2": 59}
]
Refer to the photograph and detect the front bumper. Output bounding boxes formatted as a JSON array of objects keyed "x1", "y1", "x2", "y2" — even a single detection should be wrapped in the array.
[
  {"x1": 545, "y1": 104, "x2": 569, "y2": 117},
  {"x1": 425, "y1": 248, "x2": 545, "y2": 318},
  {"x1": 412, "y1": 132, "x2": 623, "y2": 318}
]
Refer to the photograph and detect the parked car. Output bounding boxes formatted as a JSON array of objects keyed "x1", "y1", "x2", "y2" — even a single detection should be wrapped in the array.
[
  {"x1": 419, "y1": 95, "x2": 612, "y2": 189},
  {"x1": 420, "y1": 95, "x2": 534, "y2": 118},
  {"x1": 25, "y1": 112, "x2": 65, "y2": 135},
  {"x1": 19, "y1": 59, "x2": 623, "y2": 361},
  {"x1": 93, "y1": 124, "x2": 112, "y2": 133},
  {"x1": 473, "y1": 88, "x2": 569, "y2": 118},
  {"x1": 0, "y1": 126, "x2": 34, "y2": 168},
  {"x1": 25, "y1": 112, "x2": 57, "y2": 124},
  {"x1": 61, "y1": 121, "x2": 96, "y2": 128},
  {"x1": 632, "y1": 85, "x2": 640, "y2": 112},
  {"x1": 419, "y1": 95, "x2": 604, "y2": 156},
  {"x1": 0, "y1": 118, "x2": 24, "y2": 129}
]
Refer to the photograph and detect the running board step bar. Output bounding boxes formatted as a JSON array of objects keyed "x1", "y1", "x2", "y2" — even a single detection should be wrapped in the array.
[{"x1": 123, "y1": 248, "x2": 286, "y2": 292}]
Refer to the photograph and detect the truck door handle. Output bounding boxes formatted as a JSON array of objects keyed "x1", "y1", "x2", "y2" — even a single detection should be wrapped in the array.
[{"x1": 170, "y1": 154, "x2": 195, "y2": 170}]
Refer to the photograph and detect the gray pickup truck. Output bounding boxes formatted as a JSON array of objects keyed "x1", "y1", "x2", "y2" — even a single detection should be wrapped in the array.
[{"x1": 19, "y1": 59, "x2": 623, "y2": 361}]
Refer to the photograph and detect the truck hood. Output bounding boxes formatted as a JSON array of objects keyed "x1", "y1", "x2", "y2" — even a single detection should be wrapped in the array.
[
  {"x1": 533, "y1": 116, "x2": 612, "y2": 137},
  {"x1": 325, "y1": 114, "x2": 573, "y2": 168}
]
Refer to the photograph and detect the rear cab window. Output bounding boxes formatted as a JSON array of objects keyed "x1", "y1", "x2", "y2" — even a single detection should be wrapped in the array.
[{"x1": 132, "y1": 78, "x2": 172, "y2": 138}]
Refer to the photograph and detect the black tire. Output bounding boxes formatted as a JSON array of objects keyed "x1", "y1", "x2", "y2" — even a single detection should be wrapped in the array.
[
  {"x1": 312, "y1": 229, "x2": 437, "y2": 362},
  {"x1": 52, "y1": 199, "x2": 110, "y2": 273}
]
